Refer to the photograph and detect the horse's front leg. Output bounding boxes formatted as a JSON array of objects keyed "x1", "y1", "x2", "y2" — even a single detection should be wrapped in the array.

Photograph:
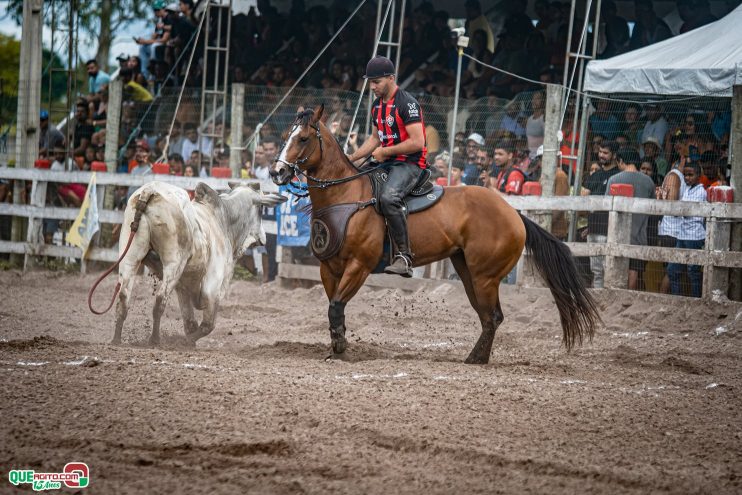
[{"x1": 320, "y1": 259, "x2": 371, "y2": 354}]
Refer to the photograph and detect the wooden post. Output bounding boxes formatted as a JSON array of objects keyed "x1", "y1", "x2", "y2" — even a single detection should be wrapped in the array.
[
  {"x1": 100, "y1": 78, "x2": 123, "y2": 249},
  {"x1": 11, "y1": 0, "x2": 43, "y2": 265},
  {"x1": 22, "y1": 177, "x2": 46, "y2": 270},
  {"x1": 539, "y1": 84, "x2": 563, "y2": 233},
  {"x1": 230, "y1": 83, "x2": 245, "y2": 178},
  {"x1": 104, "y1": 79, "x2": 123, "y2": 173},
  {"x1": 729, "y1": 85, "x2": 742, "y2": 300},
  {"x1": 604, "y1": 197, "x2": 631, "y2": 290},
  {"x1": 702, "y1": 216, "x2": 731, "y2": 301}
]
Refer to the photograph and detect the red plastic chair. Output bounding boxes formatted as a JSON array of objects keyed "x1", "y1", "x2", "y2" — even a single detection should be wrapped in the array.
[
  {"x1": 211, "y1": 167, "x2": 232, "y2": 178},
  {"x1": 152, "y1": 162, "x2": 170, "y2": 175},
  {"x1": 708, "y1": 186, "x2": 734, "y2": 203},
  {"x1": 522, "y1": 182, "x2": 542, "y2": 196}
]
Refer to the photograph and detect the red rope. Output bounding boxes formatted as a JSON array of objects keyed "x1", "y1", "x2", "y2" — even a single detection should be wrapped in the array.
[{"x1": 87, "y1": 231, "x2": 136, "y2": 315}]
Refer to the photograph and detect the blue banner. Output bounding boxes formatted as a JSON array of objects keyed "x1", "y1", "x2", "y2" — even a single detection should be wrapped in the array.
[{"x1": 276, "y1": 186, "x2": 311, "y2": 247}]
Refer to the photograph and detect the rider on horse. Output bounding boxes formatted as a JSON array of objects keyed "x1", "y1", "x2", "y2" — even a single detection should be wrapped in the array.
[{"x1": 347, "y1": 55, "x2": 428, "y2": 278}]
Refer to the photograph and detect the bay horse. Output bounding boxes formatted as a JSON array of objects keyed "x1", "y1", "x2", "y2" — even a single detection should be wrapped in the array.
[{"x1": 270, "y1": 105, "x2": 600, "y2": 364}]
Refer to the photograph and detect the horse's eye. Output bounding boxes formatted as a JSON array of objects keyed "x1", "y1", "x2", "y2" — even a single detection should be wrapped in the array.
[{"x1": 300, "y1": 136, "x2": 308, "y2": 143}]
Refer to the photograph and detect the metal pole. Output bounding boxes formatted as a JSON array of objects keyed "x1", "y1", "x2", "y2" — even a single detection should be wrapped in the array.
[
  {"x1": 386, "y1": 0, "x2": 395, "y2": 60},
  {"x1": 446, "y1": 46, "x2": 464, "y2": 186},
  {"x1": 393, "y1": 0, "x2": 406, "y2": 75}
]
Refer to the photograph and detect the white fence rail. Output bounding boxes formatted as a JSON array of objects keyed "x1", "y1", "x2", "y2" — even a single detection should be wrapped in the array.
[
  {"x1": 0, "y1": 168, "x2": 249, "y2": 267},
  {"x1": 1, "y1": 168, "x2": 740, "y2": 300}
]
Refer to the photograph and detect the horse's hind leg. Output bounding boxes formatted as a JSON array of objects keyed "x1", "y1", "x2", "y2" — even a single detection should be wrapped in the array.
[{"x1": 451, "y1": 251, "x2": 504, "y2": 364}]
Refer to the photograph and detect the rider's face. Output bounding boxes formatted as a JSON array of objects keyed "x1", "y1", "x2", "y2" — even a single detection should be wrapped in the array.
[{"x1": 369, "y1": 76, "x2": 394, "y2": 98}]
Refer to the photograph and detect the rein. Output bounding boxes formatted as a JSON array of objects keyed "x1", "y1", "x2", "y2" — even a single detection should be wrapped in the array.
[{"x1": 275, "y1": 120, "x2": 382, "y2": 197}]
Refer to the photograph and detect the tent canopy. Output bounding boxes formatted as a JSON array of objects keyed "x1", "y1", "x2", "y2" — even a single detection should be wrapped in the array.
[{"x1": 584, "y1": 5, "x2": 742, "y2": 97}]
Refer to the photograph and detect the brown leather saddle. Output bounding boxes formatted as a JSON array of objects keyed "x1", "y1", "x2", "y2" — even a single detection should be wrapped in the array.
[{"x1": 310, "y1": 166, "x2": 444, "y2": 261}]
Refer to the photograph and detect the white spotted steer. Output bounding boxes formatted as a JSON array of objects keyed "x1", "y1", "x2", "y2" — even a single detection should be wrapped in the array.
[{"x1": 113, "y1": 181, "x2": 286, "y2": 345}]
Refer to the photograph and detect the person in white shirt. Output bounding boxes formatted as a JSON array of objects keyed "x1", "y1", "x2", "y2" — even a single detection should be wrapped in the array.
[
  {"x1": 667, "y1": 162, "x2": 706, "y2": 298},
  {"x1": 641, "y1": 104, "x2": 668, "y2": 153},
  {"x1": 181, "y1": 123, "x2": 213, "y2": 160}
]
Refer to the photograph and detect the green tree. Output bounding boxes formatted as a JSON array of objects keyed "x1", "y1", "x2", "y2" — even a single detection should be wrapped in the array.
[
  {"x1": 0, "y1": 33, "x2": 70, "y2": 126},
  {"x1": 2, "y1": 0, "x2": 147, "y2": 70}
]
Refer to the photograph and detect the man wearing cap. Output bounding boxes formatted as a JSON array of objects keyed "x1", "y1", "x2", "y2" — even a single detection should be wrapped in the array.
[
  {"x1": 135, "y1": 0, "x2": 171, "y2": 79},
  {"x1": 462, "y1": 133, "x2": 484, "y2": 185},
  {"x1": 347, "y1": 55, "x2": 428, "y2": 277},
  {"x1": 38, "y1": 110, "x2": 65, "y2": 158},
  {"x1": 641, "y1": 135, "x2": 668, "y2": 179}
]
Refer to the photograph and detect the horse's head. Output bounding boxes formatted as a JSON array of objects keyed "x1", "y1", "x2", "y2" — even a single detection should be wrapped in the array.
[{"x1": 270, "y1": 104, "x2": 325, "y2": 186}]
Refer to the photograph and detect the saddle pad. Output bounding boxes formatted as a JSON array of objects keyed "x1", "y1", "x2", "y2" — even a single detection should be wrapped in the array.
[{"x1": 310, "y1": 203, "x2": 363, "y2": 261}]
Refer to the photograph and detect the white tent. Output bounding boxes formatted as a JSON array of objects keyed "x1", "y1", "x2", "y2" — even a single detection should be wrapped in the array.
[{"x1": 584, "y1": 5, "x2": 742, "y2": 97}]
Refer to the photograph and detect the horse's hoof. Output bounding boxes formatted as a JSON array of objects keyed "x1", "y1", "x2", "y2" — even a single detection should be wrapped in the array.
[
  {"x1": 464, "y1": 354, "x2": 489, "y2": 365},
  {"x1": 332, "y1": 339, "x2": 347, "y2": 354}
]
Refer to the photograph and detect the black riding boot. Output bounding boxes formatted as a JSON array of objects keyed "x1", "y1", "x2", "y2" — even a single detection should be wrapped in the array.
[{"x1": 384, "y1": 208, "x2": 413, "y2": 277}]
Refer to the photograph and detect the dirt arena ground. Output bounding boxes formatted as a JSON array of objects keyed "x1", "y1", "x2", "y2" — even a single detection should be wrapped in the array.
[{"x1": 0, "y1": 270, "x2": 740, "y2": 494}]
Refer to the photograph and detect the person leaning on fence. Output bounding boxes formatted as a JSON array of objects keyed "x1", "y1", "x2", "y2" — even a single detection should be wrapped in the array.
[
  {"x1": 656, "y1": 150, "x2": 688, "y2": 293},
  {"x1": 127, "y1": 140, "x2": 153, "y2": 200},
  {"x1": 606, "y1": 148, "x2": 656, "y2": 290},
  {"x1": 346, "y1": 55, "x2": 428, "y2": 277},
  {"x1": 667, "y1": 162, "x2": 707, "y2": 298},
  {"x1": 581, "y1": 140, "x2": 621, "y2": 289},
  {"x1": 494, "y1": 141, "x2": 525, "y2": 196}
]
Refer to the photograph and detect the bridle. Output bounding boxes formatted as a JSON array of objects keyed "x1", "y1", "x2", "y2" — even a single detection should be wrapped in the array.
[{"x1": 274, "y1": 120, "x2": 381, "y2": 197}]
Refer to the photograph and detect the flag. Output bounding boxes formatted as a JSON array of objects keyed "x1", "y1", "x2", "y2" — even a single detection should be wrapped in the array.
[{"x1": 67, "y1": 172, "x2": 100, "y2": 256}]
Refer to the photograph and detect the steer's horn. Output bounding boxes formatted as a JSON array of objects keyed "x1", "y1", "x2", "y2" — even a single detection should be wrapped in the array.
[{"x1": 258, "y1": 192, "x2": 288, "y2": 206}]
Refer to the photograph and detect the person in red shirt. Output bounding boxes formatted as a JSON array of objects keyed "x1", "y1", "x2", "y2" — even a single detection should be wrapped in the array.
[
  {"x1": 494, "y1": 141, "x2": 525, "y2": 195},
  {"x1": 347, "y1": 56, "x2": 427, "y2": 277}
]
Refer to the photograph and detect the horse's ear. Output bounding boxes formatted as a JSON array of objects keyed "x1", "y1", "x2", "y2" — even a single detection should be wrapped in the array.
[
  {"x1": 313, "y1": 103, "x2": 324, "y2": 123},
  {"x1": 248, "y1": 181, "x2": 261, "y2": 191}
]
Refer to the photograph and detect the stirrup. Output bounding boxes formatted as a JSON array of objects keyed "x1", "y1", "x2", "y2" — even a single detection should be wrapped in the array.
[{"x1": 385, "y1": 253, "x2": 413, "y2": 277}]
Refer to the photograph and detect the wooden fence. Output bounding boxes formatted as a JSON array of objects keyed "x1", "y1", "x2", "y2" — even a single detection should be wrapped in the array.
[
  {"x1": 1, "y1": 168, "x2": 741, "y2": 300},
  {"x1": 0, "y1": 168, "x2": 239, "y2": 270}
]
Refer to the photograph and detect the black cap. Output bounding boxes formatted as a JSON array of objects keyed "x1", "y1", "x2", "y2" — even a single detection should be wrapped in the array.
[{"x1": 363, "y1": 56, "x2": 395, "y2": 79}]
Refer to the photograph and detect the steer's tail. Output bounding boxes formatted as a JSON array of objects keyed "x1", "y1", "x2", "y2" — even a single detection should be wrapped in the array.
[
  {"x1": 519, "y1": 213, "x2": 601, "y2": 349},
  {"x1": 88, "y1": 189, "x2": 154, "y2": 314}
]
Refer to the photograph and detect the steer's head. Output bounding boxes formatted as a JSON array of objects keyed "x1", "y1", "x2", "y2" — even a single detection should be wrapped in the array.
[
  {"x1": 270, "y1": 104, "x2": 325, "y2": 186},
  {"x1": 196, "y1": 181, "x2": 287, "y2": 256}
]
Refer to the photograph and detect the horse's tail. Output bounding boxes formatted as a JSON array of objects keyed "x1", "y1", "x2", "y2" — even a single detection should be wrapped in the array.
[{"x1": 519, "y1": 213, "x2": 601, "y2": 349}]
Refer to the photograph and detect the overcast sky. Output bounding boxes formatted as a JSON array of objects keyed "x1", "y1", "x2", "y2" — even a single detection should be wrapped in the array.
[{"x1": 0, "y1": 15, "x2": 149, "y2": 68}]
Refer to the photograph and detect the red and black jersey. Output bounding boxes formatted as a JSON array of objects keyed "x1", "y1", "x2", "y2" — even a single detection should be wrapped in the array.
[{"x1": 371, "y1": 88, "x2": 427, "y2": 168}]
